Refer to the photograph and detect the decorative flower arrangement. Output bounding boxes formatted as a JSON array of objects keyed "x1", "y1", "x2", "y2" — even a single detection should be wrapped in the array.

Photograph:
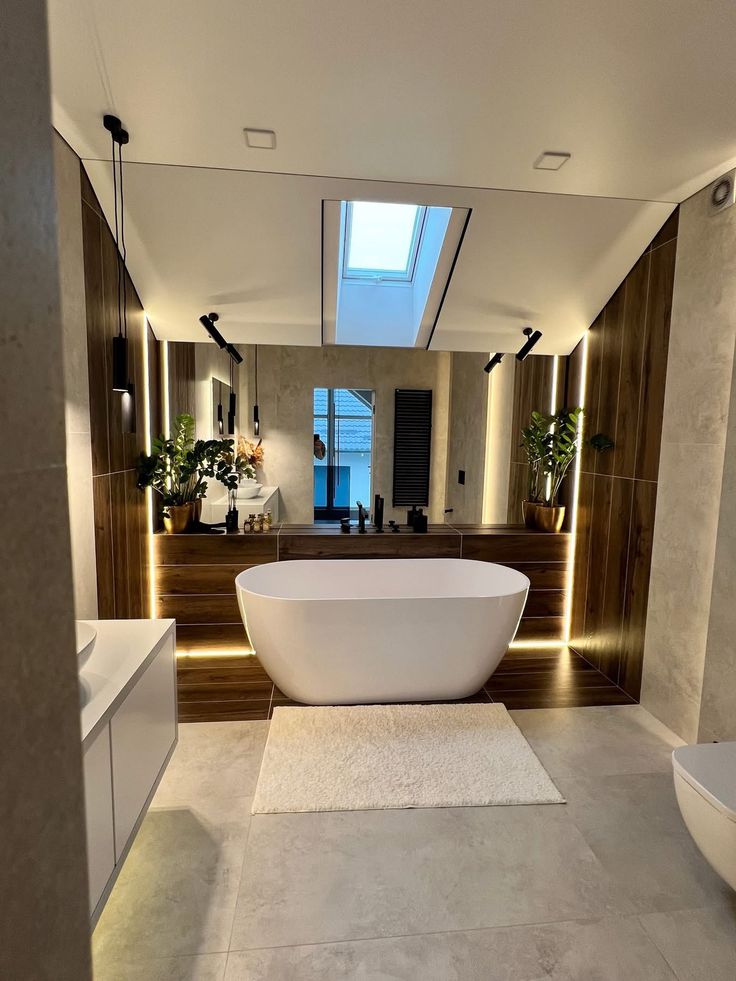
[{"x1": 237, "y1": 435, "x2": 264, "y2": 470}]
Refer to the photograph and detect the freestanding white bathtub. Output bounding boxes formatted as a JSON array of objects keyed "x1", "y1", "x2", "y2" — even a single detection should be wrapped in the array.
[{"x1": 235, "y1": 558, "x2": 529, "y2": 705}]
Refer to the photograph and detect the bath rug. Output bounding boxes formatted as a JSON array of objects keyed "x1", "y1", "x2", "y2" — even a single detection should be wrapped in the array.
[{"x1": 251, "y1": 702, "x2": 564, "y2": 814}]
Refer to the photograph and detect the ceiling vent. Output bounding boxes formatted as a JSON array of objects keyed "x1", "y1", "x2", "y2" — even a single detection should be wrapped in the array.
[
  {"x1": 244, "y1": 128, "x2": 276, "y2": 149},
  {"x1": 533, "y1": 151, "x2": 571, "y2": 171},
  {"x1": 708, "y1": 169, "x2": 736, "y2": 216}
]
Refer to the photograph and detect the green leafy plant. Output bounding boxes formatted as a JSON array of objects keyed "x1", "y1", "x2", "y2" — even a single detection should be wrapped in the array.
[
  {"x1": 520, "y1": 410, "x2": 552, "y2": 503},
  {"x1": 136, "y1": 413, "x2": 255, "y2": 510},
  {"x1": 542, "y1": 406, "x2": 583, "y2": 506}
]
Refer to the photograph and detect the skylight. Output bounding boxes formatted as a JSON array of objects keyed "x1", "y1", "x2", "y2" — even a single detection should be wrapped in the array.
[{"x1": 344, "y1": 201, "x2": 426, "y2": 281}]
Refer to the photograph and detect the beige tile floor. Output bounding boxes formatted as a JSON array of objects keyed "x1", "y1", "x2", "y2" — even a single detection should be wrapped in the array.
[{"x1": 92, "y1": 707, "x2": 736, "y2": 980}]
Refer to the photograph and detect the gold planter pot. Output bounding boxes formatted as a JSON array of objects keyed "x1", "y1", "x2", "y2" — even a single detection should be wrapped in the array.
[
  {"x1": 535, "y1": 504, "x2": 566, "y2": 534},
  {"x1": 521, "y1": 500, "x2": 539, "y2": 529},
  {"x1": 163, "y1": 502, "x2": 194, "y2": 535}
]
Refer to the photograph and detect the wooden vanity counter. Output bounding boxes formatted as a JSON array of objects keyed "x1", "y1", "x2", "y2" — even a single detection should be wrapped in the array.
[{"x1": 154, "y1": 523, "x2": 569, "y2": 655}]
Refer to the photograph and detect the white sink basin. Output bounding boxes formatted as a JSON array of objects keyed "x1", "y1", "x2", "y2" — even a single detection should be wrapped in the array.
[{"x1": 76, "y1": 622, "x2": 97, "y2": 667}]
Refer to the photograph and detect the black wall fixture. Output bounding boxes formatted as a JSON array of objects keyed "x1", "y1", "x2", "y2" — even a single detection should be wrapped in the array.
[
  {"x1": 516, "y1": 326, "x2": 543, "y2": 361},
  {"x1": 484, "y1": 352, "x2": 504, "y2": 373},
  {"x1": 199, "y1": 312, "x2": 227, "y2": 348},
  {"x1": 393, "y1": 389, "x2": 433, "y2": 508},
  {"x1": 253, "y1": 344, "x2": 260, "y2": 436}
]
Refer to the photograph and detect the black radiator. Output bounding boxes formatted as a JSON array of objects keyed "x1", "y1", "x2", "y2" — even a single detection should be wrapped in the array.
[{"x1": 392, "y1": 388, "x2": 433, "y2": 507}]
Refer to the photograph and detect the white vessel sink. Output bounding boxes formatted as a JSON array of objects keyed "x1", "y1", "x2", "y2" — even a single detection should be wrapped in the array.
[{"x1": 76, "y1": 621, "x2": 97, "y2": 667}]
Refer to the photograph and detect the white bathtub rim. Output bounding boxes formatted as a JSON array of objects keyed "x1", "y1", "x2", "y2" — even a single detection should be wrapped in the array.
[{"x1": 235, "y1": 558, "x2": 530, "y2": 603}]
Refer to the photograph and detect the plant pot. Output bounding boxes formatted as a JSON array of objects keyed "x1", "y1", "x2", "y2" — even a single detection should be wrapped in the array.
[
  {"x1": 521, "y1": 500, "x2": 539, "y2": 529},
  {"x1": 163, "y1": 502, "x2": 194, "y2": 534},
  {"x1": 535, "y1": 504, "x2": 566, "y2": 534}
]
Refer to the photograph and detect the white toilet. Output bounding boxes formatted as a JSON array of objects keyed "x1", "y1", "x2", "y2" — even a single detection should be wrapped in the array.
[{"x1": 673, "y1": 741, "x2": 736, "y2": 891}]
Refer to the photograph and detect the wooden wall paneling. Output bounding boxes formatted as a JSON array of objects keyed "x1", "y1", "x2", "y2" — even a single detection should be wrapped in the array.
[
  {"x1": 80, "y1": 161, "x2": 161, "y2": 620},
  {"x1": 613, "y1": 252, "x2": 650, "y2": 479},
  {"x1": 619, "y1": 480, "x2": 658, "y2": 697},
  {"x1": 92, "y1": 475, "x2": 115, "y2": 618},
  {"x1": 157, "y1": 594, "x2": 241, "y2": 625},
  {"x1": 459, "y1": 531, "x2": 569, "y2": 564},
  {"x1": 167, "y1": 342, "x2": 196, "y2": 422},
  {"x1": 175, "y1": 623, "x2": 252, "y2": 654},
  {"x1": 156, "y1": 533, "x2": 278, "y2": 566},
  {"x1": 157, "y1": 563, "x2": 259, "y2": 595},
  {"x1": 594, "y1": 284, "x2": 625, "y2": 478},
  {"x1": 569, "y1": 471, "x2": 594, "y2": 648},
  {"x1": 81, "y1": 202, "x2": 110, "y2": 477},
  {"x1": 582, "y1": 474, "x2": 613, "y2": 669},
  {"x1": 497, "y1": 563, "x2": 568, "y2": 590},
  {"x1": 515, "y1": 616, "x2": 565, "y2": 641},
  {"x1": 597, "y1": 476, "x2": 634, "y2": 682},
  {"x1": 567, "y1": 209, "x2": 677, "y2": 697},
  {"x1": 278, "y1": 529, "x2": 461, "y2": 561},
  {"x1": 636, "y1": 239, "x2": 676, "y2": 482},
  {"x1": 177, "y1": 655, "x2": 273, "y2": 723}
]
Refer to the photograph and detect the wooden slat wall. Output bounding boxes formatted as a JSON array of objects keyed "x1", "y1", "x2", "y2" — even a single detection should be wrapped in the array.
[
  {"x1": 80, "y1": 165, "x2": 159, "y2": 619},
  {"x1": 167, "y1": 342, "x2": 196, "y2": 421},
  {"x1": 456, "y1": 527, "x2": 569, "y2": 641},
  {"x1": 159, "y1": 524, "x2": 570, "y2": 719},
  {"x1": 506, "y1": 355, "x2": 557, "y2": 523},
  {"x1": 567, "y1": 209, "x2": 678, "y2": 698}
]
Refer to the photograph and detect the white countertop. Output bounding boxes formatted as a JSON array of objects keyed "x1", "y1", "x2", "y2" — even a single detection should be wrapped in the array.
[
  {"x1": 79, "y1": 619, "x2": 175, "y2": 745},
  {"x1": 212, "y1": 485, "x2": 278, "y2": 507}
]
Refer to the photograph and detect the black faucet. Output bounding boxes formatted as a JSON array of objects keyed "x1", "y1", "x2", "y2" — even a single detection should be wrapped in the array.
[{"x1": 356, "y1": 501, "x2": 368, "y2": 533}]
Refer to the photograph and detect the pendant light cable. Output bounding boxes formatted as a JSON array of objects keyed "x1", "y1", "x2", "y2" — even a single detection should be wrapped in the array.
[
  {"x1": 110, "y1": 128, "x2": 122, "y2": 339},
  {"x1": 118, "y1": 139, "x2": 128, "y2": 340}
]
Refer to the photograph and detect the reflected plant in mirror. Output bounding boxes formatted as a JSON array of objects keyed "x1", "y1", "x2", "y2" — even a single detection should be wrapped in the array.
[{"x1": 136, "y1": 412, "x2": 253, "y2": 533}]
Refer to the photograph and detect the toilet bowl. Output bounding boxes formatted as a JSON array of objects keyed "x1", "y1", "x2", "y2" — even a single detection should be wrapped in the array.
[{"x1": 672, "y1": 741, "x2": 736, "y2": 891}]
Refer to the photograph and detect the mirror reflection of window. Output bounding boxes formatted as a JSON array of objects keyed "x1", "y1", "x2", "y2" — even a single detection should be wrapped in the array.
[{"x1": 313, "y1": 388, "x2": 374, "y2": 522}]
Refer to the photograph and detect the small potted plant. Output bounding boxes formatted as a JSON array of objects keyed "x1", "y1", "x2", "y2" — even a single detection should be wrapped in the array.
[
  {"x1": 519, "y1": 411, "x2": 550, "y2": 528},
  {"x1": 535, "y1": 406, "x2": 583, "y2": 533}
]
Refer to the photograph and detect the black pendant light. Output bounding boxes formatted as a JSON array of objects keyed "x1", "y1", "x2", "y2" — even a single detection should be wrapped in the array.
[
  {"x1": 217, "y1": 380, "x2": 224, "y2": 435},
  {"x1": 516, "y1": 326, "x2": 543, "y2": 361},
  {"x1": 227, "y1": 354, "x2": 236, "y2": 435},
  {"x1": 104, "y1": 114, "x2": 130, "y2": 393},
  {"x1": 253, "y1": 344, "x2": 260, "y2": 436}
]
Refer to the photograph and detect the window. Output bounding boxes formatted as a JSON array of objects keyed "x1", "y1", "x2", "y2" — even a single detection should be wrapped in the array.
[
  {"x1": 313, "y1": 388, "x2": 374, "y2": 521},
  {"x1": 343, "y1": 202, "x2": 426, "y2": 282}
]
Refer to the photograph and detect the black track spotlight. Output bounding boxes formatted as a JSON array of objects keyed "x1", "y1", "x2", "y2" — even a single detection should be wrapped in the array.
[
  {"x1": 516, "y1": 326, "x2": 543, "y2": 362},
  {"x1": 199, "y1": 312, "x2": 227, "y2": 349},
  {"x1": 225, "y1": 343, "x2": 243, "y2": 365},
  {"x1": 112, "y1": 334, "x2": 129, "y2": 391},
  {"x1": 484, "y1": 353, "x2": 504, "y2": 374}
]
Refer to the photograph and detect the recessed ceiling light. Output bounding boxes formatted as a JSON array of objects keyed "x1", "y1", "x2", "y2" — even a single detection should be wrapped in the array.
[
  {"x1": 244, "y1": 128, "x2": 276, "y2": 149},
  {"x1": 533, "y1": 151, "x2": 571, "y2": 171}
]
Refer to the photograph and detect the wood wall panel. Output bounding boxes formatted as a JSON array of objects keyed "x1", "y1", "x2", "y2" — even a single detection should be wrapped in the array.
[
  {"x1": 506, "y1": 355, "x2": 557, "y2": 522},
  {"x1": 567, "y1": 209, "x2": 678, "y2": 698},
  {"x1": 167, "y1": 342, "x2": 196, "y2": 421},
  {"x1": 80, "y1": 163, "x2": 159, "y2": 619}
]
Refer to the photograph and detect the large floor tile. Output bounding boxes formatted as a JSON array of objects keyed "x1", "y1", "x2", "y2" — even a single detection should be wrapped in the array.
[
  {"x1": 511, "y1": 705, "x2": 683, "y2": 778},
  {"x1": 94, "y1": 952, "x2": 228, "y2": 981},
  {"x1": 639, "y1": 905, "x2": 736, "y2": 981},
  {"x1": 93, "y1": 797, "x2": 251, "y2": 965},
  {"x1": 229, "y1": 804, "x2": 631, "y2": 950},
  {"x1": 224, "y1": 915, "x2": 676, "y2": 980},
  {"x1": 559, "y1": 773, "x2": 732, "y2": 913},
  {"x1": 153, "y1": 722, "x2": 269, "y2": 806}
]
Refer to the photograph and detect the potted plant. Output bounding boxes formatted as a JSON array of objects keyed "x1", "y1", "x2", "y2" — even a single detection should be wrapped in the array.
[
  {"x1": 535, "y1": 406, "x2": 583, "y2": 533},
  {"x1": 519, "y1": 410, "x2": 550, "y2": 528},
  {"x1": 137, "y1": 413, "x2": 253, "y2": 533}
]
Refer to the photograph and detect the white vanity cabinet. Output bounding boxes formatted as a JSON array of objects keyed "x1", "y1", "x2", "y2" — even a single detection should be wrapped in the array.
[{"x1": 80, "y1": 619, "x2": 177, "y2": 926}]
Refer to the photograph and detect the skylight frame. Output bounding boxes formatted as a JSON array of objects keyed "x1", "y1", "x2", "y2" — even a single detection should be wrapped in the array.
[{"x1": 342, "y1": 201, "x2": 428, "y2": 283}]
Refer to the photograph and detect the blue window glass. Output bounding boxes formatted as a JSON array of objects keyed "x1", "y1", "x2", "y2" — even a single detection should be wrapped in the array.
[{"x1": 344, "y1": 202, "x2": 426, "y2": 281}]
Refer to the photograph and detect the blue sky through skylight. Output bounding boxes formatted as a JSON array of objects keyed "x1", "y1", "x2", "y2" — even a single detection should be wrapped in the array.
[{"x1": 345, "y1": 202, "x2": 424, "y2": 279}]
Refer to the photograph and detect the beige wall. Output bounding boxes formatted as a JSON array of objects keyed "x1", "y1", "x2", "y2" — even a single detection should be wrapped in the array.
[
  {"x1": 55, "y1": 133, "x2": 98, "y2": 619},
  {"x1": 483, "y1": 357, "x2": 515, "y2": 523},
  {"x1": 444, "y1": 352, "x2": 489, "y2": 523},
  {"x1": 641, "y1": 182, "x2": 736, "y2": 741},
  {"x1": 240, "y1": 344, "x2": 452, "y2": 523},
  {"x1": 0, "y1": 0, "x2": 92, "y2": 975}
]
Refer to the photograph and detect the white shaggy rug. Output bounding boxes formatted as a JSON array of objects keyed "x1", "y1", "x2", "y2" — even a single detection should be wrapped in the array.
[{"x1": 251, "y1": 703, "x2": 564, "y2": 814}]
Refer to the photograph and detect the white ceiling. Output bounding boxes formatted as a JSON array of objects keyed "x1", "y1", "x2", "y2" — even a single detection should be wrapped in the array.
[{"x1": 48, "y1": 0, "x2": 736, "y2": 351}]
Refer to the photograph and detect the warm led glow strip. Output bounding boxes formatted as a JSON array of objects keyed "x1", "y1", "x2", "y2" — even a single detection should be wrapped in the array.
[
  {"x1": 509, "y1": 639, "x2": 567, "y2": 651},
  {"x1": 176, "y1": 649, "x2": 255, "y2": 659},
  {"x1": 545, "y1": 355, "x2": 560, "y2": 502},
  {"x1": 562, "y1": 332, "x2": 589, "y2": 643},
  {"x1": 141, "y1": 317, "x2": 156, "y2": 619},
  {"x1": 162, "y1": 339, "x2": 171, "y2": 439}
]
